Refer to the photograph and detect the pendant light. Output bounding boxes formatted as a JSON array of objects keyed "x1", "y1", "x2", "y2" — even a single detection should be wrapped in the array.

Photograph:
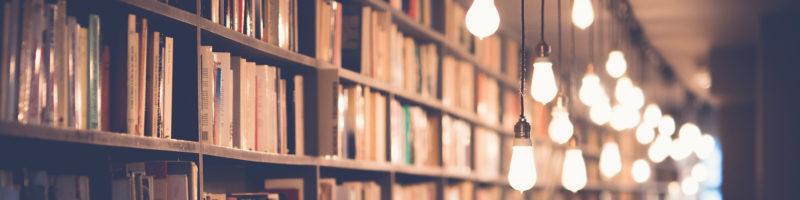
[
  {"x1": 605, "y1": 50, "x2": 627, "y2": 78},
  {"x1": 631, "y1": 159, "x2": 651, "y2": 183},
  {"x1": 579, "y1": 65, "x2": 607, "y2": 106},
  {"x1": 635, "y1": 123, "x2": 656, "y2": 144},
  {"x1": 531, "y1": 0, "x2": 558, "y2": 104},
  {"x1": 465, "y1": 0, "x2": 500, "y2": 39},
  {"x1": 549, "y1": 98, "x2": 574, "y2": 144},
  {"x1": 600, "y1": 139, "x2": 622, "y2": 179},
  {"x1": 507, "y1": 0, "x2": 537, "y2": 192},
  {"x1": 571, "y1": 0, "x2": 594, "y2": 29},
  {"x1": 648, "y1": 133, "x2": 672, "y2": 163},
  {"x1": 695, "y1": 134, "x2": 716, "y2": 159},
  {"x1": 590, "y1": 99, "x2": 611, "y2": 125},
  {"x1": 561, "y1": 138, "x2": 587, "y2": 193},
  {"x1": 643, "y1": 104, "x2": 662, "y2": 127},
  {"x1": 658, "y1": 114, "x2": 676, "y2": 136}
]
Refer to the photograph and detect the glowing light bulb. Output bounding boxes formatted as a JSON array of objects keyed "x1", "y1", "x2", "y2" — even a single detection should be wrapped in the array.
[
  {"x1": 614, "y1": 77, "x2": 633, "y2": 103},
  {"x1": 636, "y1": 124, "x2": 655, "y2": 144},
  {"x1": 610, "y1": 104, "x2": 628, "y2": 131},
  {"x1": 631, "y1": 159, "x2": 651, "y2": 183},
  {"x1": 590, "y1": 99, "x2": 611, "y2": 125},
  {"x1": 695, "y1": 134, "x2": 715, "y2": 159},
  {"x1": 691, "y1": 163, "x2": 709, "y2": 182},
  {"x1": 579, "y1": 72, "x2": 607, "y2": 106},
  {"x1": 624, "y1": 106, "x2": 641, "y2": 129},
  {"x1": 679, "y1": 123, "x2": 702, "y2": 142},
  {"x1": 658, "y1": 115, "x2": 676, "y2": 136},
  {"x1": 600, "y1": 141, "x2": 622, "y2": 179},
  {"x1": 648, "y1": 134, "x2": 672, "y2": 163},
  {"x1": 670, "y1": 137, "x2": 692, "y2": 160},
  {"x1": 605, "y1": 50, "x2": 627, "y2": 78},
  {"x1": 681, "y1": 177, "x2": 699, "y2": 195},
  {"x1": 643, "y1": 104, "x2": 662, "y2": 127},
  {"x1": 667, "y1": 181, "x2": 681, "y2": 200},
  {"x1": 627, "y1": 87, "x2": 644, "y2": 109},
  {"x1": 571, "y1": 0, "x2": 594, "y2": 29},
  {"x1": 548, "y1": 103, "x2": 573, "y2": 144},
  {"x1": 531, "y1": 57, "x2": 558, "y2": 104},
  {"x1": 561, "y1": 149, "x2": 588, "y2": 192},
  {"x1": 465, "y1": 0, "x2": 500, "y2": 39},
  {"x1": 508, "y1": 139, "x2": 537, "y2": 192}
]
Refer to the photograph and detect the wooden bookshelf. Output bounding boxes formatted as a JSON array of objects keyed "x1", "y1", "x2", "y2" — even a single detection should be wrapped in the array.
[{"x1": 0, "y1": 0, "x2": 675, "y2": 199}]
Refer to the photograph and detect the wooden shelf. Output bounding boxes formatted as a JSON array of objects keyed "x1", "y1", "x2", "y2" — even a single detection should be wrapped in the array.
[{"x1": 0, "y1": 122, "x2": 199, "y2": 153}]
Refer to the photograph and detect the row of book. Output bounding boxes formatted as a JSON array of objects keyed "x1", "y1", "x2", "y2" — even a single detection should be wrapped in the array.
[
  {"x1": 387, "y1": 0, "x2": 433, "y2": 27},
  {"x1": 392, "y1": 182, "x2": 436, "y2": 200},
  {"x1": 0, "y1": 169, "x2": 90, "y2": 200},
  {"x1": 336, "y1": 84, "x2": 388, "y2": 162},
  {"x1": 473, "y1": 128, "x2": 501, "y2": 177},
  {"x1": 198, "y1": 46, "x2": 304, "y2": 155},
  {"x1": 205, "y1": 178, "x2": 304, "y2": 200},
  {"x1": 476, "y1": 74, "x2": 500, "y2": 125},
  {"x1": 325, "y1": 180, "x2": 381, "y2": 200},
  {"x1": 0, "y1": 0, "x2": 176, "y2": 138},
  {"x1": 441, "y1": 55, "x2": 475, "y2": 111},
  {"x1": 389, "y1": 99, "x2": 440, "y2": 167},
  {"x1": 441, "y1": 115, "x2": 471, "y2": 172},
  {"x1": 112, "y1": 161, "x2": 198, "y2": 200},
  {"x1": 203, "y1": 0, "x2": 298, "y2": 52}
]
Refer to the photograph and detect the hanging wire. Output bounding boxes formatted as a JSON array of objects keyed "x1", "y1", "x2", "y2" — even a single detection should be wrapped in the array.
[{"x1": 519, "y1": 0, "x2": 527, "y2": 118}]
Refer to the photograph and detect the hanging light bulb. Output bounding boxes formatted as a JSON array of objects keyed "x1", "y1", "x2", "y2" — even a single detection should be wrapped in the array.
[
  {"x1": 670, "y1": 137, "x2": 692, "y2": 160},
  {"x1": 465, "y1": 0, "x2": 500, "y2": 39},
  {"x1": 681, "y1": 177, "x2": 699, "y2": 196},
  {"x1": 636, "y1": 124, "x2": 655, "y2": 144},
  {"x1": 643, "y1": 104, "x2": 662, "y2": 127},
  {"x1": 531, "y1": 54, "x2": 558, "y2": 103},
  {"x1": 508, "y1": 120, "x2": 537, "y2": 192},
  {"x1": 600, "y1": 141, "x2": 622, "y2": 179},
  {"x1": 549, "y1": 99, "x2": 573, "y2": 144},
  {"x1": 610, "y1": 104, "x2": 628, "y2": 131},
  {"x1": 614, "y1": 77, "x2": 633, "y2": 103},
  {"x1": 579, "y1": 65, "x2": 607, "y2": 106},
  {"x1": 627, "y1": 86, "x2": 645, "y2": 109},
  {"x1": 624, "y1": 106, "x2": 641, "y2": 129},
  {"x1": 691, "y1": 163, "x2": 709, "y2": 182},
  {"x1": 631, "y1": 159, "x2": 651, "y2": 183},
  {"x1": 605, "y1": 50, "x2": 627, "y2": 78},
  {"x1": 679, "y1": 123, "x2": 702, "y2": 142},
  {"x1": 562, "y1": 147, "x2": 588, "y2": 192},
  {"x1": 590, "y1": 99, "x2": 611, "y2": 125},
  {"x1": 648, "y1": 134, "x2": 672, "y2": 163},
  {"x1": 695, "y1": 134, "x2": 716, "y2": 159},
  {"x1": 571, "y1": 0, "x2": 594, "y2": 29},
  {"x1": 658, "y1": 115, "x2": 676, "y2": 136}
]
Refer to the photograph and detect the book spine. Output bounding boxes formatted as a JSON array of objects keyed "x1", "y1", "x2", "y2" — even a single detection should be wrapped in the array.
[
  {"x1": 292, "y1": 75, "x2": 303, "y2": 155},
  {"x1": 87, "y1": 14, "x2": 100, "y2": 130},
  {"x1": 67, "y1": 17, "x2": 77, "y2": 127},
  {"x1": 137, "y1": 18, "x2": 148, "y2": 136},
  {"x1": 1, "y1": 0, "x2": 20, "y2": 122},
  {"x1": 163, "y1": 36, "x2": 173, "y2": 139},
  {"x1": 145, "y1": 31, "x2": 160, "y2": 137},
  {"x1": 41, "y1": 4, "x2": 55, "y2": 125},
  {"x1": 127, "y1": 14, "x2": 140, "y2": 135},
  {"x1": 198, "y1": 46, "x2": 213, "y2": 144},
  {"x1": 157, "y1": 34, "x2": 165, "y2": 137},
  {"x1": 77, "y1": 27, "x2": 88, "y2": 129},
  {"x1": 101, "y1": 44, "x2": 111, "y2": 131}
]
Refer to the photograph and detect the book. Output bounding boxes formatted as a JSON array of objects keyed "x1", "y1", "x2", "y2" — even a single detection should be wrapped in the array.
[
  {"x1": 163, "y1": 36, "x2": 173, "y2": 139},
  {"x1": 100, "y1": 45, "x2": 111, "y2": 131},
  {"x1": 318, "y1": 178, "x2": 336, "y2": 200},
  {"x1": 17, "y1": 0, "x2": 46, "y2": 124},
  {"x1": 137, "y1": 18, "x2": 149, "y2": 136},
  {"x1": 213, "y1": 52, "x2": 233, "y2": 146},
  {"x1": 263, "y1": 178, "x2": 302, "y2": 200},
  {"x1": 199, "y1": 46, "x2": 215, "y2": 144},
  {"x1": 112, "y1": 14, "x2": 139, "y2": 135},
  {"x1": 231, "y1": 55, "x2": 251, "y2": 150},
  {"x1": 77, "y1": 26, "x2": 88, "y2": 129},
  {"x1": 145, "y1": 31, "x2": 161, "y2": 137},
  {"x1": 393, "y1": 182, "x2": 435, "y2": 200},
  {"x1": 291, "y1": 75, "x2": 304, "y2": 155},
  {"x1": 1, "y1": 0, "x2": 20, "y2": 122},
  {"x1": 254, "y1": 65, "x2": 268, "y2": 152},
  {"x1": 474, "y1": 128, "x2": 500, "y2": 177},
  {"x1": 87, "y1": 14, "x2": 100, "y2": 130}
]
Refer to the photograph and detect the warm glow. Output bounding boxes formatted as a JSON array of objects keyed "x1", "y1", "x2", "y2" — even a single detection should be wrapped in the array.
[
  {"x1": 636, "y1": 124, "x2": 656, "y2": 144},
  {"x1": 590, "y1": 100, "x2": 611, "y2": 125},
  {"x1": 624, "y1": 106, "x2": 641, "y2": 129},
  {"x1": 627, "y1": 87, "x2": 645, "y2": 109},
  {"x1": 508, "y1": 144, "x2": 537, "y2": 192},
  {"x1": 614, "y1": 77, "x2": 633, "y2": 103},
  {"x1": 670, "y1": 137, "x2": 692, "y2": 160},
  {"x1": 600, "y1": 141, "x2": 622, "y2": 179},
  {"x1": 648, "y1": 134, "x2": 672, "y2": 163},
  {"x1": 465, "y1": 0, "x2": 500, "y2": 39},
  {"x1": 531, "y1": 57, "x2": 558, "y2": 104},
  {"x1": 681, "y1": 177, "x2": 699, "y2": 195},
  {"x1": 571, "y1": 0, "x2": 594, "y2": 29},
  {"x1": 579, "y1": 73, "x2": 607, "y2": 106},
  {"x1": 548, "y1": 104, "x2": 574, "y2": 144},
  {"x1": 667, "y1": 181, "x2": 681, "y2": 199},
  {"x1": 631, "y1": 159, "x2": 651, "y2": 183},
  {"x1": 679, "y1": 123, "x2": 702, "y2": 142},
  {"x1": 610, "y1": 104, "x2": 638, "y2": 130},
  {"x1": 643, "y1": 104, "x2": 662, "y2": 127},
  {"x1": 659, "y1": 115, "x2": 676, "y2": 136},
  {"x1": 605, "y1": 50, "x2": 627, "y2": 78},
  {"x1": 561, "y1": 149, "x2": 588, "y2": 192},
  {"x1": 695, "y1": 134, "x2": 716, "y2": 159},
  {"x1": 691, "y1": 163, "x2": 709, "y2": 182}
]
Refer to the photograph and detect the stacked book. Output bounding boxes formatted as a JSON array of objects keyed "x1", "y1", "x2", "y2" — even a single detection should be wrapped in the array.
[
  {"x1": 444, "y1": 182, "x2": 474, "y2": 200},
  {"x1": 203, "y1": 0, "x2": 298, "y2": 51},
  {"x1": 443, "y1": 0, "x2": 473, "y2": 51},
  {"x1": 335, "y1": 84, "x2": 388, "y2": 162},
  {"x1": 0, "y1": 169, "x2": 90, "y2": 200},
  {"x1": 388, "y1": 99, "x2": 440, "y2": 167},
  {"x1": 474, "y1": 35, "x2": 502, "y2": 72},
  {"x1": 319, "y1": 179, "x2": 380, "y2": 200},
  {"x1": 0, "y1": 0, "x2": 174, "y2": 138},
  {"x1": 387, "y1": 0, "x2": 433, "y2": 27},
  {"x1": 476, "y1": 74, "x2": 500, "y2": 125},
  {"x1": 475, "y1": 186, "x2": 502, "y2": 200},
  {"x1": 441, "y1": 56, "x2": 475, "y2": 111},
  {"x1": 473, "y1": 128, "x2": 500, "y2": 177},
  {"x1": 112, "y1": 161, "x2": 198, "y2": 200},
  {"x1": 204, "y1": 178, "x2": 303, "y2": 200},
  {"x1": 199, "y1": 46, "x2": 304, "y2": 155},
  {"x1": 392, "y1": 182, "x2": 436, "y2": 200}
]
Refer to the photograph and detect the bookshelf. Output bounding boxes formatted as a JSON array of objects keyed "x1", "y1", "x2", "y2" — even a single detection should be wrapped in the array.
[{"x1": 0, "y1": 0, "x2": 676, "y2": 199}]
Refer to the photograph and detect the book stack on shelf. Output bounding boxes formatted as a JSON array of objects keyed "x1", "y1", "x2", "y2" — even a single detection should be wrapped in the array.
[
  {"x1": 441, "y1": 115, "x2": 472, "y2": 172},
  {"x1": 198, "y1": 46, "x2": 304, "y2": 155},
  {"x1": 112, "y1": 161, "x2": 198, "y2": 200},
  {"x1": 444, "y1": 181, "x2": 474, "y2": 200},
  {"x1": 388, "y1": 0, "x2": 432, "y2": 27},
  {"x1": 0, "y1": 0, "x2": 175, "y2": 138},
  {"x1": 336, "y1": 84, "x2": 388, "y2": 162},
  {"x1": 440, "y1": 56, "x2": 475, "y2": 111},
  {"x1": 474, "y1": 127, "x2": 501, "y2": 177},
  {"x1": 387, "y1": 99, "x2": 440, "y2": 167},
  {"x1": 203, "y1": 0, "x2": 298, "y2": 51},
  {"x1": 328, "y1": 180, "x2": 381, "y2": 200},
  {"x1": 475, "y1": 186, "x2": 502, "y2": 200},
  {"x1": 0, "y1": 169, "x2": 90, "y2": 200},
  {"x1": 392, "y1": 182, "x2": 436, "y2": 200},
  {"x1": 204, "y1": 178, "x2": 304, "y2": 200}
]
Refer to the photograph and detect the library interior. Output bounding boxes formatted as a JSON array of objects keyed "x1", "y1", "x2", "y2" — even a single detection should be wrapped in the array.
[{"x1": 0, "y1": 0, "x2": 798, "y2": 199}]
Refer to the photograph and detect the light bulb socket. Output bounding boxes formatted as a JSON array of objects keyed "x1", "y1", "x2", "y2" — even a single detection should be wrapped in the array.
[
  {"x1": 536, "y1": 40, "x2": 551, "y2": 58},
  {"x1": 514, "y1": 117, "x2": 532, "y2": 139}
]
